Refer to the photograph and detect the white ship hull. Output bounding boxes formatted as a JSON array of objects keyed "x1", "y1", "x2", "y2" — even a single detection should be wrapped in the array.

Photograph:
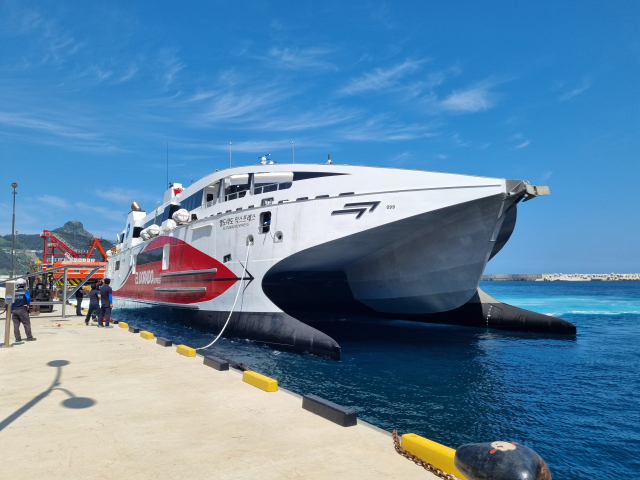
[{"x1": 107, "y1": 163, "x2": 571, "y2": 357}]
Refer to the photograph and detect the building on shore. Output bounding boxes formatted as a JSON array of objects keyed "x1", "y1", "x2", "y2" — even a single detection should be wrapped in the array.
[{"x1": 482, "y1": 273, "x2": 640, "y2": 281}]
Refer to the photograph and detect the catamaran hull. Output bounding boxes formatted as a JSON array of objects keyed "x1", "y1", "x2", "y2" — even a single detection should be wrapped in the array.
[{"x1": 107, "y1": 164, "x2": 574, "y2": 357}]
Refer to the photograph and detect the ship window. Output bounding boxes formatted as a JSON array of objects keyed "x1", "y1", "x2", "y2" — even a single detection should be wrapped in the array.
[
  {"x1": 236, "y1": 207, "x2": 242, "y2": 211},
  {"x1": 115, "y1": 261, "x2": 120, "y2": 271},
  {"x1": 203, "y1": 181, "x2": 220, "y2": 207},
  {"x1": 137, "y1": 248, "x2": 163, "y2": 266},
  {"x1": 296, "y1": 197, "x2": 308, "y2": 201},
  {"x1": 260, "y1": 211, "x2": 271, "y2": 234},
  {"x1": 223, "y1": 174, "x2": 249, "y2": 201},
  {"x1": 315, "y1": 195, "x2": 329, "y2": 199},
  {"x1": 253, "y1": 172, "x2": 294, "y2": 195},
  {"x1": 162, "y1": 244, "x2": 170, "y2": 270},
  {"x1": 261, "y1": 198, "x2": 274, "y2": 206},
  {"x1": 223, "y1": 254, "x2": 231, "y2": 263},
  {"x1": 339, "y1": 192, "x2": 354, "y2": 196},
  {"x1": 277, "y1": 200, "x2": 288, "y2": 204},
  {"x1": 293, "y1": 172, "x2": 346, "y2": 181}
]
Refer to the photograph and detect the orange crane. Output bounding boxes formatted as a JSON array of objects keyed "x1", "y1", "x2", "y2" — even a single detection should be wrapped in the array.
[{"x1": 85, "y1": 238, "x2": 108, "y2": 261}]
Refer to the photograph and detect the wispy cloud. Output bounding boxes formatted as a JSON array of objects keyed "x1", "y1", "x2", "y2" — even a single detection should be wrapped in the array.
[
  {"x1": 342, "y1": 116, "x2": 439, "y2": 141},
  {"x1": 389, "y1": 151, "x2": 413, "y2": 166},
  {"x1": 116, "y1": 66, "x2": 138, "y2": 83},
  {"x1": 439, "y1": 83, "x2": 497, "y2": 113},
  {"x1": 558, "y1": 79, "x2": 590, "y2": 101},
  {"x1": 158, "y1": 48, "x2": 185, "y2": 88},
  {"x1": 340, "y1": 60, "x2": 426, "y2": 95},
  {"x1": 38, "y1": 195, "x2": 69, "y2": 209},
  {"x1": 95, "y1": 188, "x2": 154, "y2": 204},
  {"x1": 509, "y1": 133, "x2": 531, "y2": 149},
  {"x1": 82, "y1": 65, "x2": 113, "y2": 82},
  {"x1": 267, "y1": 47, "x2": 336, "y2": 70},
  {"x1": 0, "y1": 111, "x2": 100, "y2": 140},
  {"x1": 198, "y1": 87, "x2": 291, "y2": 123},
  {"x1": 75, "y1": 202, "x2": 126, "y2": 222}
]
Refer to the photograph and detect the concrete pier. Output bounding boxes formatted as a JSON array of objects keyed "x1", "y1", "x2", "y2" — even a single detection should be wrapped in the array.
[{"x1": 0, "y1": 310, "x2": 434, "y2": 479}]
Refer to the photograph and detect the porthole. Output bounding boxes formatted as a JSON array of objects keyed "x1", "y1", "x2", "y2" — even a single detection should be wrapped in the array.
[{"x1": 274, "y1": 231, "x2": 283, "y2": 243}]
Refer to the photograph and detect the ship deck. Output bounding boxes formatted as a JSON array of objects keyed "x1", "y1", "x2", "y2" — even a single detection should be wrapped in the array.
[{"x1": 0, "y1": 309, "x2": 435, "y2": 480}]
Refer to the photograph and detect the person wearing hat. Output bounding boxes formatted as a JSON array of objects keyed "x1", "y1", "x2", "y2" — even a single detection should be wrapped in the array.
[{"x1": 12, "y1": 278, "x2": 36, "y2": 342}]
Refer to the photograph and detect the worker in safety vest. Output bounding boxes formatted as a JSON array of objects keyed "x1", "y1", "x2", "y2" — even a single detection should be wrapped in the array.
[{"x1": 12, "y1": 278, "x2": 36, "y2": 342}]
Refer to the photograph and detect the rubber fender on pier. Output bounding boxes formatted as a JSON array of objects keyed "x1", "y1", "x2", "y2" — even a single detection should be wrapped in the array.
[
  {"x1": 176, "y1": 344, "x2": 196, "y2": 357},
  {"x1": 203, "y1": 354, "x2": 229, "y2": 371},
  {"x1": 242, "y1": 371, "x2": 278, "y2": 392},
  {"x1": 156, "y1": 337, "x2": 172, "y2": 347},
  {"x1": 140, "y1": 331, "x2": 154, "y2": 340},
  {"x1": 302, "y1": 394, "x2": 357, "y2": 427},
  {"x1": 401, "y1": 433, "x2": 467, "y2": 480},
  {"x1": 118, "y1": 322, "x2": 129, "y2": 329},
  {"x1": 454, "y1": 441, "x2": 551, "y2": 480}
]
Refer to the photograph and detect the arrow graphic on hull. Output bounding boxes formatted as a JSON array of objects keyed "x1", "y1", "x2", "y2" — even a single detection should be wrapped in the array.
[{"x1": 331, "y1": 201, "x2": 380, "y2": 219}]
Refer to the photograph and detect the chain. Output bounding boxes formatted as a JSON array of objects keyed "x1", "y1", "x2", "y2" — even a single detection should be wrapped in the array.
[{"x1": 392, "y1": 430, "x2": 461, "y2": 480}]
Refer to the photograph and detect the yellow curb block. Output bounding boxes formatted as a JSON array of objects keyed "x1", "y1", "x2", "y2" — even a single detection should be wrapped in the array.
[
  {"x1": 176, "y1": 344, "x2": 196, "y2": 357},
  {"x1": 140, "y1": 331, "x2": 154, "y2": 340},
  {"x1": 401, "y1": 433, "x2": 466, "y2": 480},
  {"x1": 242, "y1": 371, "x2": 278, "y2": 392},
  {"x1": 118, "y1": 322, "x2": 129, "y2": 329}
]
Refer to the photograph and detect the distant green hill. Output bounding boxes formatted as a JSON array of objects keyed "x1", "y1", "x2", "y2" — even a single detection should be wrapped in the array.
[{"x1": 1, "y1": 220, "x2": 114, "y2": 275}]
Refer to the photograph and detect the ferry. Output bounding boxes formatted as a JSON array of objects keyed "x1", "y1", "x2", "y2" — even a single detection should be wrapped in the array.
[{"x1": 107, "y1": 160, "x2": 574, "y2": 358}]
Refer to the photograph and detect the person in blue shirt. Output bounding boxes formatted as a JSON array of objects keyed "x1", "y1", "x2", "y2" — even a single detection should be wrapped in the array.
[
  {"x1": 99, "y1": 279, "x2": 113, "y2": 327},
  {"x1": 12, "y1": 278, "x2": 36, "y2": 342},
  {"x1": 84, "y1": 283, "x2": 101, "y2": 326}
]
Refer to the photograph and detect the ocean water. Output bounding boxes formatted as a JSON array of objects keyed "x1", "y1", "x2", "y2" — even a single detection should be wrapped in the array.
[{"x1": 114, "y1": 281, "x2": 640, "y2": 479}]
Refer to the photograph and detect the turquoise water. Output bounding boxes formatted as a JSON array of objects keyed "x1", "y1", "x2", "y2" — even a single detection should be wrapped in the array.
[{"x1": 115, "y1": 281, "x2": 640, "y2": 479}]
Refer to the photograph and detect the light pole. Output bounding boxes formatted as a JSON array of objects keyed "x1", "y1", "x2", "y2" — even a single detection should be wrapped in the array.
[{"x1": 10, "y1": 182, "x2": 17, "y2": 279}]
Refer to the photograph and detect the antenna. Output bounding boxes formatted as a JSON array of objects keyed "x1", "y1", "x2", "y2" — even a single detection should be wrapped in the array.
[
  {"x1": 292, "y1": 141, "x2": 295, "y2": 163},
  {"x1": 229, "y1": 142, "x2": 233, "y2": 168},
  {"x1": 166, "y1": 142, "x2": 169, "y2": 188},
  {"x1": 190, "y1": 175, "x2": 193, "y2": 185}
]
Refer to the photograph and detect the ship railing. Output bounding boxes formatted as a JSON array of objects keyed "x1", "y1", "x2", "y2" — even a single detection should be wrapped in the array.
[
  {"x1": 254, "y1": 182, "x2": 292, "y2": 195},
  {"x1": 224, "y1": 191, "x2": 248, "y2": 202}
]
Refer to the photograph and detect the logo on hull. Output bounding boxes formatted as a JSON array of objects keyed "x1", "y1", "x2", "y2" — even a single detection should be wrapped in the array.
[
  {"x1": 135, "y1": 270, "x2": 161, "y2": 284},
  {"x1": 331, "y1": 201, "x2": 380, "y2": 219}
]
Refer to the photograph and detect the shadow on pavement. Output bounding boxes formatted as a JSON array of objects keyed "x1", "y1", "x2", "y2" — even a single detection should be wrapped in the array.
[{"x1": 0, "y1": 359, "x2": 96, "y2": 432}]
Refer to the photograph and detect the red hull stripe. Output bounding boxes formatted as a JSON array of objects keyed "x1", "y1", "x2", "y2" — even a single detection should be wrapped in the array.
[{"x1": 114, "y1": 236, "x2": 245, "y2": 305}]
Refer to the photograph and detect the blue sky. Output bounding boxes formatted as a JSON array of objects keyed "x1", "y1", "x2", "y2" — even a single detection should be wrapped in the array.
[{"x1": 1, "y1": 1, "x2": 638, "y2": 273}]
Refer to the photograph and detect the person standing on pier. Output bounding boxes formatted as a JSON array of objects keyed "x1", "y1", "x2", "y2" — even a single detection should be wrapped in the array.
[
  {"x1": 75, "y1": 286, "x2": 85, "y2": 316},
  {"x1": 84, "y1": 284, "x2": 101, "y2": 326},
  {"x1": 12, "y1": 278, "x2": 36, "y2": 342},
  {"x1": 99, "y1": 279, "x2": 113, "y2": 327}
]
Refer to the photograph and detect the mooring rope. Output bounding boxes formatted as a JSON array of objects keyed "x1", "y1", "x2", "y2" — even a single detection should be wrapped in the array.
[{"x1": 197, "y1": 240, "x2": 251, "y2": 350}]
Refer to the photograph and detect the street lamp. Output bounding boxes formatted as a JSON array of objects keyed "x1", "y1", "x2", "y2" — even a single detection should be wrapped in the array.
[{"x1": 10, "y1": 182, "x2": 17, "y2": 279}]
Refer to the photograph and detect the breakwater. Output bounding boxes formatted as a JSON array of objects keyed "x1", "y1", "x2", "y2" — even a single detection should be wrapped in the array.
[{"x1": 482, "y1": 273, "x2": 640, "y2": 281}]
